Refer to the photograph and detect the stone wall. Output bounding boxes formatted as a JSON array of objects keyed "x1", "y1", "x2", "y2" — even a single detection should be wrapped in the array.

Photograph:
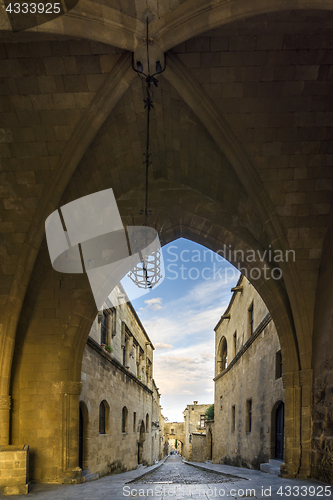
[
  {"x1": 183, "y1": 402, "x2": 212, "y2": 461},
  {"x1": 80, "y1": 287, "x2": 162, "y2": 476},
  {"x1": 0, "y1": 445, "x2": 29, "y2": 495},
  {"x1": 159, "y1": 413, "x2": 166, "y2": 459},
  {"x1": 191, "y1": 434, "x2": 207, "y2": 463},
  {"x1": 311, "y1": 211, "x2": 333, "y2": 484},
  {"x1": 213, "y1": 276, "x2": 284, "y2": 469}
]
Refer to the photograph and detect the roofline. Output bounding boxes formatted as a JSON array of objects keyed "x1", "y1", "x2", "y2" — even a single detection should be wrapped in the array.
[{"x1": 214, "y1": 274, "x2": 245, "y2": 331}]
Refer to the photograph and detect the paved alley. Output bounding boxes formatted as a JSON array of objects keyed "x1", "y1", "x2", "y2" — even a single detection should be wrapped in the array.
[
  {"x1": 130, "y1": 455, "x2": 240, "y2": 484},
  {"x1": 0, "y1": 456, "x2": 331, "y2": 500}
]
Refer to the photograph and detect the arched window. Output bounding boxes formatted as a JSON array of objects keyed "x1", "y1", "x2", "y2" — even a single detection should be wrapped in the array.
[
  {"x1": 146, "y1": 413, "x2": 149, "y2": 431},
  {"x1": 122, "y1": 406, "x2": 128, "y2": 433},
  {"x1": 99, "y1": 400, "x2": 109, "y2": 434},
  {"x1": 217, "y1": 337, "x2": 228, "y2": 374}
]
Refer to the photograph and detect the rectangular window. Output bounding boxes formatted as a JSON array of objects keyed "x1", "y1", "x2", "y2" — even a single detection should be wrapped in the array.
[
  {"x1": 200, "y1": 415, "x2": 206, "y2": 428},
  {"x1": 248, "y1": 303, "x2": 254, "y2": 336},
  {"x1": 111, "y1": 309, "x2": 117, "y2": 337},
  {"x1": 276, "y1": 350, "x2": 283, "y2": 379},
  {"x1": 220, "y1": 396, "x2": 223, "y2": 410},
  {"x1": 133, "y1": 412, "x2": 136, "y2": 432},
  {"x1": 232, "y1": 405, "x2": 235, "y2": 432},
  {"x1": 246, "y1": 399, "x2": 252, "y2": 433},
  {"x1": 122, "y1": 407, "x2": 128, "y2": 433},
  {"x1": 101, "y1": 312, "x2": 107, "y2": 345},
  {"x1": 233, "y1": 331, "x2": 237, "y2": 356}
]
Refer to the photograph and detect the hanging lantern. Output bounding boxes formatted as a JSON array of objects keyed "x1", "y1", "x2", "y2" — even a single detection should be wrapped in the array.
[
  {"x1": 127, "y1": 17, "x2": 165, "y2": 291},
  {"x1": 128, "y1": 248, "x2": 163, "y2": 289}
]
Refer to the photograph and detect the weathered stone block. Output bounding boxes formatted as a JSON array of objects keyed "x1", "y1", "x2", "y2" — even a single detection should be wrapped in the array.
[{"x1": 0, "y1": 445, "x2": 29, "y2": 495}]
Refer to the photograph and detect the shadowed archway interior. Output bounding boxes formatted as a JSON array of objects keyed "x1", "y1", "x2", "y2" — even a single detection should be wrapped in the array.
[{"x1": 0, "y1": 2, "x2": 333, "y2": 486}]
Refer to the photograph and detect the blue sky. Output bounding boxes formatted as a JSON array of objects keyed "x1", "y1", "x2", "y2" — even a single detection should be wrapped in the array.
[{"x1": 130, "y1": 238, "x2": 240, "y2": 422}]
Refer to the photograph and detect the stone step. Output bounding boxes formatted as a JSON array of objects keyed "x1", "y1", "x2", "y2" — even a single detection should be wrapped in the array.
[
  {"x1": 260, "y1": 463, "x2": 281, "y2": 476},
  {"x1": 269, "y1": 459, "x2": 283, "y2": 468},
  {"x1": 83, "y1": 472, "x2": 100, "y2": 482},
  {"x1": 81, "y1": 469, "x2": 90, "y2": 476}
]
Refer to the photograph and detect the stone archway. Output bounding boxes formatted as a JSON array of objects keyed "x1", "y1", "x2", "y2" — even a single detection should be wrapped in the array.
[{"x1": 1, "y1": 2, "x2": 333, "y2": 486}]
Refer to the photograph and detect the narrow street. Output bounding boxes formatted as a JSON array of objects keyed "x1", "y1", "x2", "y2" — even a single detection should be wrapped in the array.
[
  {"x1": 131, "y1": 455, "x2": 239, "y2": 484},
  {"x1": 0, "y1": 456, "x2": 329, "y2": 500}
]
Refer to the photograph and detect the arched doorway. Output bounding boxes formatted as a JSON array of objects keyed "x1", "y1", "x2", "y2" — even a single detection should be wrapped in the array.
[
  {"x1": 275, "y1": 402, "x2": 285, "y2": 461},
  {"x1": 138, "y1": 421, "x2": 145, "y2": 465}
]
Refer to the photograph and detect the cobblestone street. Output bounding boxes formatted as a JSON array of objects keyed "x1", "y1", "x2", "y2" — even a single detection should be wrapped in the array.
[
  {"x1": 0, "y1": 457, "x2": 330, "y2": 500},
  {"x1": 131, "y1": 455, "x2": 239, "y2": 484}
]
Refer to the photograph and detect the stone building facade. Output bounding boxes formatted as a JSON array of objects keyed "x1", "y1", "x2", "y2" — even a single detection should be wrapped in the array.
[
  {"x1": 213, "y1": 275, "x2": 285, "y2": 470},
  {"x1": 183, "y1": 402, "x2": 212, "y2": 461},
  {"x1": 79, "y1": 286, "x2": 163, "y2": 477}
]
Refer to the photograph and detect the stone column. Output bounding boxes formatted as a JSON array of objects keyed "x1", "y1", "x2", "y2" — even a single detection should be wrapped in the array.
[
  {"x1": 298, "y1": 369, "x2": 313, "y2": 478},
  {"x1": 0, "y1": 395, "x2": 11, "y2": 446},
  {"x1": 281, "y1": 372, "x2": 301, "y2": 478},
  {"x1": 281, "y1": 370, "x2": 313, "y2": 479},
  {"x1": 57, "y1": 382, "x2": 83, "y2": 484}
]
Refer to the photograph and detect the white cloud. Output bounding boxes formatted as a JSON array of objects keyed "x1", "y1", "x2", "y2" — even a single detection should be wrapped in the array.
[
  {"x1": 143, "y1": 297, "x2": 163, "y2": 310},
  {"x1": 139, "y1": 277, "x2": 238, "y2": 346},
  {"x1": 154, "y1": 342, "x2": 173, "y2": 350},
  {"x1": 152, "y1": 340, "x2": 215, "y2": 420}
]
